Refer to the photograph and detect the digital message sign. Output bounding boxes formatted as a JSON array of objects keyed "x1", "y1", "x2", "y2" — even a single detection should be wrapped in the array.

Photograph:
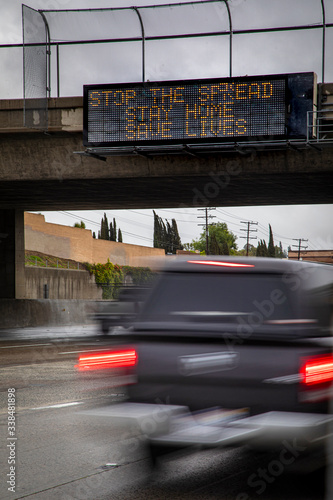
[{"x1": 83, "y1": 73, "x2": 315, "y2": 147}]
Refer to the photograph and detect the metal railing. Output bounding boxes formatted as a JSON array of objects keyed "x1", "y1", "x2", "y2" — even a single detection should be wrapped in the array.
[
  {"x1": 307, "y1": 110, "x2": 333, "y2": 143},
  {"x1": 25, "y1": 257, "x2": 85, "y2": 270}
]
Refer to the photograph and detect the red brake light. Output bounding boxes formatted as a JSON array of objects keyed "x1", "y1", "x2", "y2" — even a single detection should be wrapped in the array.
[
  {"x1": 75, "y1": 349, "x2": 137, "y2": 372},
  {"x1": 300, "y1": 355, "x2": 333, "y2": 386},
  {"x1": 187, "y1": 260, "x2": 255, "y2": 268}
]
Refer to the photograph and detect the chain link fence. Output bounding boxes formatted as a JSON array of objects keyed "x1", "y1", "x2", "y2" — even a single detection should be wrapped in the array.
[
  {"x1": 19, "y1": 1, "x2": 333, "y2": 132},
  {"x1": 22, "y1": 5, "x2": 49, "y2": 130}
]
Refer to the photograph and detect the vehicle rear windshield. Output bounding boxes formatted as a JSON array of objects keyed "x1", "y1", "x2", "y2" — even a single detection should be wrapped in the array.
[{"x1": 140, "y1": 272, "x2": 298, "y2": 323}]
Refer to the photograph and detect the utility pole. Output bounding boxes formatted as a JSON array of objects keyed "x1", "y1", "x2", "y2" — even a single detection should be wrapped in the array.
[
  {"x1": 292, "y1": 238, "x2": 308, "y2": 260},
  {"x1": 198, "y1": 208, "x2": 216, "y2": 255},
  {"x1": 240, "y1": 221, "x2": 258, "y2": 256}
]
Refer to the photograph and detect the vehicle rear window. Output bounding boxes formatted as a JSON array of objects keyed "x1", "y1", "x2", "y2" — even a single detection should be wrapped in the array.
[{"x1": 140, "y1": 272, "x2": 297, "y2": 323}]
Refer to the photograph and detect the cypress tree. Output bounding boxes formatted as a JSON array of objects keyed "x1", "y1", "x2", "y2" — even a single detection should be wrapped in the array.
[
  {"x1": 118, "y1": 228, "x2": 123, "y2": 243},
  {"x1": 268, "y1": 224, "x2": 275, "y2": 258},
  {"x1": 256, "y1": 239, "x2": 268, "y2": 257},
  {"x1": 166, "y1": 220, "x2": 174, "y2": 253},
  {"x1": 112, "y1": 218, "x2": 117, "y2": 241},
  {"x1": 99, "y1": 214, "x2": 122, "y2": 242},
  {"x1": 153, "y1": 210, "x2": 163, "y2": 248},
  {"x1": 99, "y1": 217, "x2": 103, "y2": 240},
  {"x1": 104, "y1": 213, "x2": 109, "y2": 240},
  {"x1": 100, "y1": 213, "x2": 109, "y2": 240},
  {"x1": 170, "y1": 219, "x2": 183, "y2": 253},
  {"x1": 153, "y1": 211, "x2": 183, "y2": 254},
  {"x1": 161, "y1": 218, "x2": 167, "y2": 251}
]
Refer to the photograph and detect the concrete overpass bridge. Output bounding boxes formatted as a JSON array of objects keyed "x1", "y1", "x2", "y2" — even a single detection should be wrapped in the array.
[
  {"x1": 0, "y1": 94, "x2": 333, "y2": 300},
  {"x1": 1, "y1": 96, "x2": 333, "y2": 211}
]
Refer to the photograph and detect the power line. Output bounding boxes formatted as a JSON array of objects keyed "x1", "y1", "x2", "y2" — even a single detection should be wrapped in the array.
[
  {"x1": 292, "y1": 238, "x2": 308, "y2": 260},
  {"x1": 240, "y1": 221, "x2": 258, "y2": 256},
  {"x1": 59, "y1": 211, "x2": 154, "y2": 243},
  {"x1": 197, "y1": 207, "x2": 216, "y2": 255}
]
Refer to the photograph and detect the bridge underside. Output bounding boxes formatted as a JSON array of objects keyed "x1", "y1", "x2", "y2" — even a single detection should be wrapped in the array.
[
  {"x1": 0, "y1": 171, "x2": 332, "y2": 211},
  {"x1": 1, "y1": 127, "x2": 332, "y2": 210}
]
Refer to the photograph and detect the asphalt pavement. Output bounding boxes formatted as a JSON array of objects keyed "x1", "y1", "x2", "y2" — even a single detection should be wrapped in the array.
[{"x1": 0, "y1": 324, "x2": 331, "y2": 499}]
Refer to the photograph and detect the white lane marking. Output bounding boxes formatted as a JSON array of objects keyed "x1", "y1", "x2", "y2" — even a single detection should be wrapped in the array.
[
  {"x1": 59, "y1": 348, "x2": 109, "y2": 355},
  {"x1": 31, "y1": 402, "x2": 83, "y2": 410},
  {"x1": 0, "y1": 343, "x2": 52, "y2": 349}
]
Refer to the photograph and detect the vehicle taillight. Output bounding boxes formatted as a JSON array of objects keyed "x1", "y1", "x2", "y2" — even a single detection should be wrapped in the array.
[
  {"x1": 300, "y1": 355, "x2": 333, "y2": 386},
  {"x1": 187, "y1": 260, "x2": 254, "y2": 268},
  {"x1": 75, "y1": 349, "x2": 137, "y2": 372}
]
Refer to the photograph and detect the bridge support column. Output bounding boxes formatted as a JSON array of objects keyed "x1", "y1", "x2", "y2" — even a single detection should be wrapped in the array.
[{"x1": 0, "y1": 210, "x2": 26, "y2": 299}]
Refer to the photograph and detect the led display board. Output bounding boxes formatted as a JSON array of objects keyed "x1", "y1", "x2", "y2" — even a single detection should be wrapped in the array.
[{"x1": 83, "y1": 73, "x2": 315, "y2": 147}]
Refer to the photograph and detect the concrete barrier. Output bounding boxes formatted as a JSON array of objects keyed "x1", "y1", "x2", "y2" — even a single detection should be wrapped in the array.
[
  {"x1": 25, "y1": 267, "x2": 102, "y2": 300},
  {"x1": 0, "y1": 299, "x2": 97, "y2": 329}
]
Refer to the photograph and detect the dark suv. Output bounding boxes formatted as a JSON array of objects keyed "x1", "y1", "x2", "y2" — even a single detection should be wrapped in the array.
[{"x1": 79, "y1": 257, "x2": 333, "y2": 469}]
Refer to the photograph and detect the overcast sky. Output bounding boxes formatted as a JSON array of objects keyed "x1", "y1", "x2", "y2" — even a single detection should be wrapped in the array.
[{"x1": 1, "y1": 0, "x2": 332, "y2": 252}]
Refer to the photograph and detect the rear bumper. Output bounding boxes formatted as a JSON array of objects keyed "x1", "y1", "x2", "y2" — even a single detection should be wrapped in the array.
[{"x1": 80, "y1": 403, "x2": 333, "y2": 449}]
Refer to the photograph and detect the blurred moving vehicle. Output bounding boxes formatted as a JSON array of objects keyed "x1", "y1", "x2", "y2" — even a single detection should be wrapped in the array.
[
  {"x1": 92, "y1": 286, "x2": 150, "y2": 334},
  {"x1": 78, "y1": 257, "x2": 333, "y2": 470}
]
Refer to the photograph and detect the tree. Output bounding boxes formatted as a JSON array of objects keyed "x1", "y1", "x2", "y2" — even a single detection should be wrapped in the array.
[
  {"x1": 209, "y1": 233, "x2": 224, "y2": 255},
  {"x1": 256, "y1": 226, "x2": 285, "y2": 258},
  {"x1": 153, "y1": 211, "x2": 183, "y2": 254},
  {"x1": 238, "y1": 243, "x2": 256, "y2": 256},
  {"x1": 99, "y1": 213, "x2": 109, "y2": 240},
  {"x1": 153, "y1": 210, "x2": 165, "y2": 249},
  {"x1": 166, "y1": 219, "x2": 183, "y2": 254},
  {"x1": 99, "y1": 214, "x2": 122, "y2": 242},
  {"x1": 275, "y1": 241, "x2": 287, "y2": 259},
  {"x1": 110, "y1": 218, "x2": 117, "y2": 242},
  {"x1": 118, "y1": 228, "x2": 123, "y2": 243},
  {"x1": 256, "y1": 239, "x2": 268, "y2": 257},
  {"x1": 186, "y1": 222, "x2": 237, "y2": 255},
  {"x1": 74, "y1": 221, "x2": 86, "y2": 229},
  {"x1": 268, "y1": 224, "x2": 275, "y2": 258}
]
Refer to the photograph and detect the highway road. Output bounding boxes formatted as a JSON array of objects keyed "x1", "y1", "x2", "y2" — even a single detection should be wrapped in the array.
[{"x1": 0, "y1": 325, "x2": 331, "y2": 500}]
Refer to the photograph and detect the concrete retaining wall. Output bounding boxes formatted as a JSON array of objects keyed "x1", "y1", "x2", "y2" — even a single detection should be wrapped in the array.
[
  {"x1": 25, "y1": 267, "x2": 102, "y2": 300},
  {"x1": 0, "y1": 299, "x2": 96, "y2": 329}
]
